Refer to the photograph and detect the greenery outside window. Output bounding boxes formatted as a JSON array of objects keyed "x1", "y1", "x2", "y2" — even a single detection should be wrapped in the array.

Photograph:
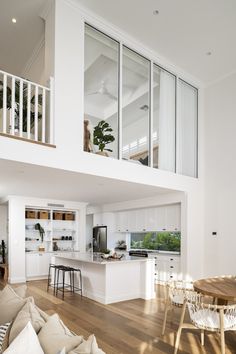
[{"x1": 130, "y1": 231, "x2": 181, "y2": 252}]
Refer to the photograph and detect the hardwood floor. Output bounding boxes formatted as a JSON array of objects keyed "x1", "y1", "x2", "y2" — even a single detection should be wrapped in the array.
[{"x1": 1, "y1": 279, "x2": 236, "y2": 353}]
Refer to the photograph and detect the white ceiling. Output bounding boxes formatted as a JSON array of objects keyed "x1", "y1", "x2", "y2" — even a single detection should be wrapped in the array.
[
  {"x1": 0, "y1": 159, "x2": 173, "y2": 205},
  {"x1": 78, "y1": 0, "x2": 236, "y2": 84},
  {"x1": 0, "y1": 0, "x2": 46, "y2": 76}
]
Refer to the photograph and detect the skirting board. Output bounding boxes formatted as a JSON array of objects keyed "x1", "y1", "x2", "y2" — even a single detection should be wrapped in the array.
[{"x1": 9, "y1": 277, "x2": 26, "y2": 284}]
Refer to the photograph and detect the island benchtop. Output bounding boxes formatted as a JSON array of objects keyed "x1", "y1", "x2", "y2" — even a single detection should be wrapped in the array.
[{"x1": 53, "y1": 252, "x2": 154, "y2": 265}]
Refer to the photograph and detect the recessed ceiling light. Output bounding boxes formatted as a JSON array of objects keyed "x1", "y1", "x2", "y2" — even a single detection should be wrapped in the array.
[
  {"x1": 153, "y1": 10, "x2": 159, "y2": 15},
  {"x1": 12, "y1": 18, "x2": 17, "y2": 23},
  {"x1": 206, "y1": 51, "x2": 212, "y2": 56}
]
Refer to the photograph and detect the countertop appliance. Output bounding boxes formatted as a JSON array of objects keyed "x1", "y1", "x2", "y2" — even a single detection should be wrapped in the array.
[{"x1": 129, "y1": 250, "x2": 148, "y2": 257}]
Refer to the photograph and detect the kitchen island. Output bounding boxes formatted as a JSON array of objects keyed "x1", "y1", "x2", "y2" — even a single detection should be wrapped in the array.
[{"x1": 51, "y1": 253, "x2": 155, "y2": 304}]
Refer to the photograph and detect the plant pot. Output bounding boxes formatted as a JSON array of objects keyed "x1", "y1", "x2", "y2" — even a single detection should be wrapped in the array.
[{"x1": 96, "y1": 151, "x2": 109, "y2": 157}]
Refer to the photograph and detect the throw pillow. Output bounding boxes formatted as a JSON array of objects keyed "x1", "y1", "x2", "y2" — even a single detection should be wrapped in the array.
[
  {"x1": 3, "y1": 321, "x2": 44, "y2": 354},
  {"x1": 9, "y1": 300, "x2": 45, "y2": 343},
  {"x1": 13, "y1": 285, "x2": 27, "y2": 299},
  {"x1": 0, "y1": 285, "x2": 27, "y2": 300},
  {"x1": 0, "y1": 285, "x2": 31, "y2": 326},
  {"x1": 0, "y1": 322, "x2": 11, "y2": 354},
  {"x1": 38, "y1": 314, "x2": 83, "y2": 354},
  {"x1": 69, "y1": 335, "x2": 105, "y2": 354}
]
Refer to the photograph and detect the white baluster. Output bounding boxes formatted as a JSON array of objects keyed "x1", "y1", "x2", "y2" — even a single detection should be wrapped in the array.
[
  {"x1": 19, "y1": 79, "x2": 23, "y2": 137},
  {"x1": 34, "y1": 85, "x2": 38, "y2": 141},
  {"x1": 11, "y1": 77, "x2": 15, "y2": 135},
  {"x1": 27, "y1": 83, "x2": 31, "y2": 139},
  {"x1": 42, "y1": 88, "x2": 46, "y2": 143},
  {"x1": 2, "y1": 74, "x2": 7, "y2": 133}
]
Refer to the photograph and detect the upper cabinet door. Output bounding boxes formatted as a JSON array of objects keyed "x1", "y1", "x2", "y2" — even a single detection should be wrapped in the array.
[
  {"x1": 154, "y1": 206, "x2": 167, "y2": 231},
  {"x1": 165, "y1": 204, "x2": 181, "y2": 231}
]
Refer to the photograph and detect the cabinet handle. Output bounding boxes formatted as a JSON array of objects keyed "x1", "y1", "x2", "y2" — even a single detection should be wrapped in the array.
[
  {"x1": 126, "y1": 229, "x2": 129, "y2": 232},
  {"x1": 162, "y1": 228, "x2": 166, "y2": 231},
  {"x1": 170, "y1": 258, "x2": 173, "y2": 261},
  {"x1": 39, "y1": 254, "x2": 43, "y2": 256},
  {"x1": 170, "y1": 266, "x2": 174, "y2": 269},
  {"x1": 170, "y1": 275, "x2": 173, "y2": 278},
  {"x1": 143, "y1": 229, "x2": 146, "y2": 231}
]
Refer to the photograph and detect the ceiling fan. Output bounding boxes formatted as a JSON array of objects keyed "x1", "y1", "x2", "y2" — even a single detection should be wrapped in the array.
[{"x1": 86, "y1": 81, "x2": 117, "y2": 101}]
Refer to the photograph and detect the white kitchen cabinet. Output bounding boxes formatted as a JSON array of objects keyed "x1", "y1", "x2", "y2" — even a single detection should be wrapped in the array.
[
  {"x1": 26, "y1": 252, "x2": 51, "y2": 279},
  {"x1": 115, "y1": 203, "x2": 181, "y2": 233},
  {"x1": 148, "y1": 253, "x2": 181, "y2": 283},
  {"x1": 165, "y1": 204, "x2": 181, "y2": 231},
  {"x1": 116, "y1": 211, "x2": 129, "y2": 232}
]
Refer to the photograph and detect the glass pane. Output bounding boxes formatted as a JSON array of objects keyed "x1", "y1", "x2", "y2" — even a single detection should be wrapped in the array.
[
  {"x1": 153, "y1": 65, "x2": 176, "y2": 171},
  {"x1": 122, "y1": 47, "x2": 150, "y2": 166},
  {"x1": 84, "y1": 24, "x2": 119, "y2": 158},
  {"x1": 177, "y1": 80, "x2": 198, "y2": 177}
]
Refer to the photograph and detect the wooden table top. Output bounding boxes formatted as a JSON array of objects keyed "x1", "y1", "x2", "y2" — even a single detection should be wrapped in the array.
[{"x1": 193, "y1": 276, "x2": 236, "y2": 301}]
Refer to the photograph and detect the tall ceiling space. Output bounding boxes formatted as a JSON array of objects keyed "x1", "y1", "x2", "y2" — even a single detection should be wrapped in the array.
[
  {"x1": 77, "y1": 0, "x2": 236, "y2": 84},
  {"x1": 0, "y1": 0, "x2": 46, "y2": 76}
]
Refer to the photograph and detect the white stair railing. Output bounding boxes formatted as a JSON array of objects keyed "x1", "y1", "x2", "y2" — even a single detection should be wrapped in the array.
[{"x1": 0, "y1": 69, "x2": 54, "y2": 145}]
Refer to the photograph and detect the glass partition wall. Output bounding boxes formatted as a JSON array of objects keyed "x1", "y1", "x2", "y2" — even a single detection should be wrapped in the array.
[
  {"x1": 84, "y1": 24, "x2": 198, "y2": 178},
  {"x1": 122, "y1": 47, "x2": 150, "y2": 166},
  {"x1": 84, "y1": 24, "x2": 119, "y2": 158}
]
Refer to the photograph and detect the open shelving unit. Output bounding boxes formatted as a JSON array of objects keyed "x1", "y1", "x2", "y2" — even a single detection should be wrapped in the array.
[{"x1": 25, "y1": 208, "x2": 78, "y2": 252}]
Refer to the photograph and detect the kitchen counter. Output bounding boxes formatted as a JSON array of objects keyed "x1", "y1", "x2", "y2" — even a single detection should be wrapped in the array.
[
  {"x1": 55, "y1": 252, "x2": 153, "y2": 265},
  {"x1": 52, "y1": 252, "x2": 155, "y2": 304}
]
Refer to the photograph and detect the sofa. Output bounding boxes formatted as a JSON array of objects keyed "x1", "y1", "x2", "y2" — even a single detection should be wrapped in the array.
[{"x1": 0, "y1": 285, "x2": 105, "y2": 354}]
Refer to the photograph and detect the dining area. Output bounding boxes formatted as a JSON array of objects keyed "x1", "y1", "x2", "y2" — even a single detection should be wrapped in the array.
[{"x1": 161, "y1": 276, "x2": 236, "y2": 354}]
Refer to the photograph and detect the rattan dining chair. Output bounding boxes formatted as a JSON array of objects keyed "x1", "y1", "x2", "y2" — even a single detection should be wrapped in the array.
[
  {"x1": 174, "y1": 295, "x2": 236, "y2": 354},
  {"x1": 162, "y1": 280, "x2": 196, "y2": 335}
]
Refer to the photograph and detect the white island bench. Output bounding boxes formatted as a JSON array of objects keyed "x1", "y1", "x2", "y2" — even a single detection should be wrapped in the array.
[{"x1": 51, "y1": 253, "x2": 155, "y2": 304}]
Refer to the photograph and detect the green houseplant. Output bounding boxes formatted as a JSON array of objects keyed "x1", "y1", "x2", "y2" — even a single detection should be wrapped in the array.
[
  {"x1": 0, "y1": 80, "x2": 42, "y2": 132},
  {"x1": 93, "y1": 120, "x2": 115, "y2": 156}
]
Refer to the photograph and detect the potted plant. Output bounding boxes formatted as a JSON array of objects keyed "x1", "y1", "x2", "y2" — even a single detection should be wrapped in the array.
[
  {"x1": 101, "y1": 248, "x2": 111, "y2": 259},
  {"x1": 116, "y1": 240, "x2": 127, "y2": 250},
  {"x1": 0, "y1": 80, "x2": 42, "y2": 132},
  {"x1": 93, "y1": 120, "x2": 115, "y2": 156},
  {"x1": 0, "y1": 240, "x2": 6, "y2": 264}
]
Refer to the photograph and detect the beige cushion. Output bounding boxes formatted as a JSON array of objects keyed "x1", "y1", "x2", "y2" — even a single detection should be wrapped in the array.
[
  {"x1": 3, "y1": 321, "x2": 44, "y2": 354},
  {"x1": 35, "y1": 306, "x2": 50, "y2": 322},
  {"x1": 69, "y1": 335, "x2": 105, "y2": 354},
  {"x1": 38, "y1": 314, "x2": 83, "y2": 354},
  {"x1": 9, "y1": 300, "x2": 45, "y2": 344},
  {"x1": 0, "y1": 285, "x2": 30, "y2": 326},
  {"x1": 0, "y1": 285, "x2": 27, "y2": 299},
  {"x1": 13, "y1": 285, "x2": 27, "y2": 299}
]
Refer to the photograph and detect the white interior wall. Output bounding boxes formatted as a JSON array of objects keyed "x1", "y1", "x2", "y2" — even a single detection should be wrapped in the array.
[
  {"x1": 0, "y1": 205, "x2": 8, "y2": 243},
  {"x1": 204, "y1": 73, "x2": 236, "y2": 276},
  {"x1": 23, "y1": 42, "x2": 46, "y2": 86}
]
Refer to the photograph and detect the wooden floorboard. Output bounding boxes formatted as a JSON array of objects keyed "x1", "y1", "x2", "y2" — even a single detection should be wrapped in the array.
[{"x1": 1, "y1": 279, "x2": 235, "y2": 353}]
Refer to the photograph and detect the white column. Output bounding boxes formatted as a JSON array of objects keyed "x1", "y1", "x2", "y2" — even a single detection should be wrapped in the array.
[{"x1": 8, "y1": 197, "x2": 26, "y2": 283}]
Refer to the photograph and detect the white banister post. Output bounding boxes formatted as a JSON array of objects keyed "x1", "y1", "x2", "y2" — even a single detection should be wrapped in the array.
[
  {"x1": 42, "y1": 88, "x2": 46, "y2": 143},
  {"x1": 27, "y1": 83, "x2": 31, "y2": 139},
  {"x1": 11, "y1": 77, "x2": 15, "y2": 135},
  {"x1": 2, "y1": 74, "x2": 7, "y2": 133},
  {"x1": 49, "y1": 76, "x2": 54, "y2": 144},
  {"x1": 19, "y1": 79, "x2": 23, "y2": 137},
  {"x1": 34, "y1": 85, "x2": 38, "y2": 141}
]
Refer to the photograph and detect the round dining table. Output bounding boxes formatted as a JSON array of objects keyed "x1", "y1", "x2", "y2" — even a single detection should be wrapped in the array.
[{"x1": 193, "y1": 276, "x2": 236, "y2": 304}]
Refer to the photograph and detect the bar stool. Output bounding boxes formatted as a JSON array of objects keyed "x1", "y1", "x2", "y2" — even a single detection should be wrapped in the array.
[
  {"x1": 47, "y1": 263, "x2": 61, "y2": 294},
  {"x1": 56, "y1": 266, "x2": 82, "y2": 300}
]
